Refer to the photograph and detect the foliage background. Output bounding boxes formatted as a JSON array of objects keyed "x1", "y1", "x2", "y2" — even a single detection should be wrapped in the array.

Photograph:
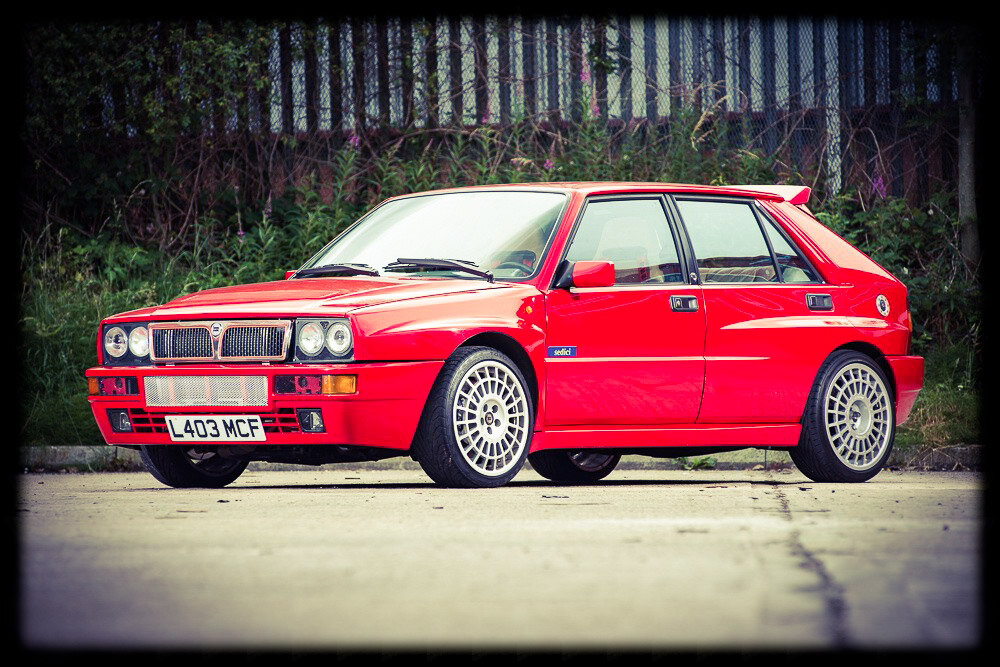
[{"x1": 19, "y1": 20, "x2": 981, "y2": 459}]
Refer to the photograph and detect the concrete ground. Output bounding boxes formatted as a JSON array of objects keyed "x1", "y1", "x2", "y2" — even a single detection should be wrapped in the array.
[{"x1": 17, "y1": 466, "x2": 982, "y2": 651}]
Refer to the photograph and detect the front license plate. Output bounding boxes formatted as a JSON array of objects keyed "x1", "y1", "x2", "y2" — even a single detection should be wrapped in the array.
[{"x1": 165, "y1": 415, "x2": 265, "y2": 442}]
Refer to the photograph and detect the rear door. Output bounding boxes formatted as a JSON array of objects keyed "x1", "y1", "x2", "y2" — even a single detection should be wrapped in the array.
[
  {"x1": 544, "y1": 195, "x2": 706, "y2": 426},
  {"x1": 669, "y1": 195, "x2": 838, "y2": 424}
]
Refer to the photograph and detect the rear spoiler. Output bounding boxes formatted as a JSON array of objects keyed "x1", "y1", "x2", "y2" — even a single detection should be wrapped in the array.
[{"x1": 727, "y1": 185, "x2": 811, "y2": 205}]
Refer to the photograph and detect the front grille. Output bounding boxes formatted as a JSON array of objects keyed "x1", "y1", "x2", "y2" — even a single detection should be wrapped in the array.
[
  {"x1": 221, "y1": 325, "x2": 286, "y2": 360},
  {"x1": 149, "y1": 320, "x2": 291, "y2": 363},
  {"x1": 152, "y1": 327, "x2": 213, "y2": 360},
  {"x1": 144, "y1": 375, "x2": 269, "y2": 407},
  {"x1": 128, "y1": 407, "x2": 302, "y2": 434}
]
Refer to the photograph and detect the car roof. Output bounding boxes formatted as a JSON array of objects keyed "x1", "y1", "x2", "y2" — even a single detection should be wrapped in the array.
[{"x1": 400, "y1": 182, "x2": 811, "y2": 204}]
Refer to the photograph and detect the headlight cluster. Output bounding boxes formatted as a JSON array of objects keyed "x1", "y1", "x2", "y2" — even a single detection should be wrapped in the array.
[
  {"x1": 102, "y1": 322, "x2": 151, "y2": 366},
  {"x1": 294, "y1": 319, "x2": 354, "y2": 362}
]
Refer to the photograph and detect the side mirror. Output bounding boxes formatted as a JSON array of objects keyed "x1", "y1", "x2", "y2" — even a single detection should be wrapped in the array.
[
  {"x1": 285, "y1": 270, "x2": 296, "y2": 280},
  {"x1": 555, "y1": 260, "x2": 615, "y2": 289}
]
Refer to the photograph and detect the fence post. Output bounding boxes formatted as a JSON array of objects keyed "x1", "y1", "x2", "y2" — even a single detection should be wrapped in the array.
[
  {"x1": 522, "y1": 18, "x2": 537, "y2": 119},
  {"x1": 787, "y1": 18, "x2": 803, "y2": 171},
  {"x1": 278, "y1": 24, "x2": 294, "y2": 136},
  {"x1": 546, "y1": 19, "x2": 559, "y2": 122},
  {"x1": 618, "y1": 16, "x2": 633, "y2": 123},
  {"x1": 761, "y1": 17, "x2": 777, "y2": 156},
  {"x1": 400, "y1": 18, "x2": 415, "y2": 127},
  {"x1": 644, "y1": 15, "x2": 658, "y2": 124},
  {"x1": 498, "y1": 17, "x2": 511, "y2": 125}
]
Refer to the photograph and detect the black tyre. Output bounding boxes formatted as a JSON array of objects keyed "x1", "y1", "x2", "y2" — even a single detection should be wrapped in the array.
[
  {"x1": 140, "y1": 446, "x2": 249, "y2": 488},
  {"x1": 528, "y1": 450, "x2": 621, "y2": 483},
  {"x1": 791, "y1": 350, "x2": 895, "y2": 483},
  {"x1": 412, "y1": 346, "x2": 534, "y2": 488}
]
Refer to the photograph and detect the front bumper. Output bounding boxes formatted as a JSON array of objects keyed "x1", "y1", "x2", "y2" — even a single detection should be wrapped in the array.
[{"x1": 86, "y1": 361, "x2": 444, "y2": 449}]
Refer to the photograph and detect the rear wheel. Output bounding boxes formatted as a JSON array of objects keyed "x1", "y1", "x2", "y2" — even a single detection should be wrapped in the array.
[
  {"x1": 412, "y1": 346, "x2": 534, "y2": 488},
  {"x1": 140, "y1": 446, "x2": 249, "y2": 488},
  {"x1": 529, "y1": 450, "x2": 621, "y2": 483},
  {"x1": 791, "y1": 350, "x2": 895, "y2": 482}
]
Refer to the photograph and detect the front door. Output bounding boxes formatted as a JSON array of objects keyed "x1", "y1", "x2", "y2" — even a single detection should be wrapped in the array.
[{"x1": 544, "y1": 196, "x2": 706, "y2": 426}]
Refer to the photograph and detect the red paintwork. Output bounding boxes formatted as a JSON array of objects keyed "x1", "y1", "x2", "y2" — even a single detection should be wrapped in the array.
[
  {"x1": 570, "y1": 261, "x2": 616, "y2": 288},
  {"x1": 544, "y1": 286, "x2": 705, "y2": 425},
  {"x1": 87, "y1": 182, "x2": 924, "y2": 455}
]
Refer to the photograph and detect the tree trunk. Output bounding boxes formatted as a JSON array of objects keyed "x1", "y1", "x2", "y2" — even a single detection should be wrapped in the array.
[{"x1": 957, "y1": 32, "x2": 979, "y2": 268}]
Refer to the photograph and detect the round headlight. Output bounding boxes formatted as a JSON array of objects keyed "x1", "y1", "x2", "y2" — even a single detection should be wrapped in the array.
[
  {"x1": 325, "y1": 322, "x2": 353, "y2": 356},
  {"x1": 128, "y1": 326, "x2": 149, "y2": 357},
  {"x1": 298, "y1": 322, "x2": 325, "y2": 356},
  {"x1": 104, "y1": 326, "x2": 127, "y2": 358}
]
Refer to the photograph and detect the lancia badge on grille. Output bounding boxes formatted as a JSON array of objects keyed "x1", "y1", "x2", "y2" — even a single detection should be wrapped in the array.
[{"x1": 211, "y1": 322, "x2": 223, "y2": 337}]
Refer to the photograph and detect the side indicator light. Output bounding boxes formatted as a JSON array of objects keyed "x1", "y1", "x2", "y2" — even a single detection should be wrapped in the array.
[
  {"x1": 322, "y1": 374, "x2": 357, "y2": 395},
  {"x1": 87, "y1": 377, "x2": 100, "y2": 396}
]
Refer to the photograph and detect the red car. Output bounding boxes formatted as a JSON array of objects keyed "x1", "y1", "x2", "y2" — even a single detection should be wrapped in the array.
[{"x1": 87, "y1": 183, "x2": 924, "y2": 488}]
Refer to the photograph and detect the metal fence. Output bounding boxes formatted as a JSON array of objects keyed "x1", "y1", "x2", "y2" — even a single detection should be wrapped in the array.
[
  {"x1": 243, "y1": 16, "x2": 962, "y2": 200},
  {"x1": 82, "y1": 16, "x2": 964, "y2": 203}
]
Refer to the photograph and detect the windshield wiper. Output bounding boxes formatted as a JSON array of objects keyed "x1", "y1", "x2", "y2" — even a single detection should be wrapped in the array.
[
  {"x1": 384, "y1": 258, "x2": 494, "y2": 283},
  {"x1": 290, "y1": 263, "x2": 380, "y2": 279}
]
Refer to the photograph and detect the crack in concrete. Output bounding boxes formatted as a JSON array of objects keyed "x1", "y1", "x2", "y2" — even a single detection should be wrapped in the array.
[{"x1": 767, "y1": 479, "x2": 851, "y2": 646}]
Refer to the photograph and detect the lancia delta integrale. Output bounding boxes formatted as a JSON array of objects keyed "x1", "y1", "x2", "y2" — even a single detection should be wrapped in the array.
[{"x1": 87, "y1": 183, "x2": 924, "y2": 488}]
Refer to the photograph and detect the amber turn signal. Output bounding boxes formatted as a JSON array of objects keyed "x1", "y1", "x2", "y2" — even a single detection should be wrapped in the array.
[
  {"x1": 322, "y1": 374, "x2": 357, "y2": 394},
  {"x1": 87, "y1": 377, "x2": 100, "y2": 396}
]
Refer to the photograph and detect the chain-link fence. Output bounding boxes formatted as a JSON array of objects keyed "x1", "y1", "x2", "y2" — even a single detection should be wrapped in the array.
[
  {"x1": 24, "y1": 16, "x2": 972, "y2": 224},
  {"x1": 237, "y1": 16, "x2": 962, "y2": 201}
]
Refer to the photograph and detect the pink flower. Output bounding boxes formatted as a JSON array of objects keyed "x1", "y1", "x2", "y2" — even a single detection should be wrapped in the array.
[
  {"x1": 543, "y1": 159, "x2": 554, "y2": 170},
  {"x1": 873, "y1": 174, "x2": 887, "y2": 199},
  {"x1": 580, "y1": 65, "x2": 590, "y2": 84},
  {"x1": 348, "y1": 134, "x2": 360, "y2": 148}
]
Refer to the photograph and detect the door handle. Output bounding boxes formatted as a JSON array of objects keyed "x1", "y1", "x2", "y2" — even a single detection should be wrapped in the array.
[
  {"x1": 806, "y1": 293, "x2": 833, "y2": 311},
  {"x1": 671, "y1": 295, "x2": 699, "y2": 312}
]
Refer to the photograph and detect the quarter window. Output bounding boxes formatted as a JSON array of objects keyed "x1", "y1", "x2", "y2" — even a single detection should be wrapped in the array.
[
  {"x1": 565, "y1": 199, "x2": 684, "y2": 284},
  {"x1": 760, "y1": 215, "x2": 821, "y2": 283},
  {"x1": 676, "y1": 200, "x2": 778, "y2": 283}
]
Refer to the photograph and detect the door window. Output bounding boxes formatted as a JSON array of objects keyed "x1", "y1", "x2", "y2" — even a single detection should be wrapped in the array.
[
  {"x1": 565, "y1": 199, "x2": 683, "y2": 284},
  {"x1": 676, "y1": 199, "x2": 778, "y2": 283}
]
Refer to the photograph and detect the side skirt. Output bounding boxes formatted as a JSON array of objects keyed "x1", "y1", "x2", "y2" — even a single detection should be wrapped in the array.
[{"x1": 529, "y1": 423, "x2": 801, "y2": 453}]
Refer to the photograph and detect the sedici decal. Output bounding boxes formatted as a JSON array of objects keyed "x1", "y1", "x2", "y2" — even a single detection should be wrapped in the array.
[{"x1": 547, "y1": 346, "x2": 577, "y2": 357}]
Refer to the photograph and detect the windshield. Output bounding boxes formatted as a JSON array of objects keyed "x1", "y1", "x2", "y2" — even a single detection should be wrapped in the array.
[{"x1": 304, "y1": 191, "x2": 568, "y2": 280}]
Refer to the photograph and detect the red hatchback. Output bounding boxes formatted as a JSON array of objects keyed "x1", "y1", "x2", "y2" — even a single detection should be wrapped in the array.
[{"x1": 87, "y1": 183, "x2": 924, "y2": 488}]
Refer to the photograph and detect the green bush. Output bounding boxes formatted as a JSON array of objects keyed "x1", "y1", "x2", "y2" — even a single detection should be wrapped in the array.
[{"x1": 814, "y1": 191, "x2": 981, "y2": 359}]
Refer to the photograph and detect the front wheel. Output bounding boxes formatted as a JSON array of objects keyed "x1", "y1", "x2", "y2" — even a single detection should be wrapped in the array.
[
  {"x1": 528, "y1": 450, "x2": 621, "y2": 483},
  {"x1": 791, "y1": 350, "x2": 895, "y2": 482},
  {"x1": 412, "y1": 346, "x2": 534, "y2": 488},
  {"x1": 140, "y1": 446, "x2": 249, "y2": 488}
]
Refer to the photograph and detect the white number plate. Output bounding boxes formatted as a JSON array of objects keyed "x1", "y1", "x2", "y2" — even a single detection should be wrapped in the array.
[{"x1": 165, "y1": 415, "x2": 265, "y2": 442}]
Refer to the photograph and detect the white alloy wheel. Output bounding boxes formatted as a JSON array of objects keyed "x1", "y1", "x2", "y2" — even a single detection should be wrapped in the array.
[
  {"x1": 452, "y1": 360, "x2": 531, "y2": 477},
  {"x1": 791, "y1": 349, "x2": 896, "y2": 483},
  {"x1": 823, "y1": 362, "x2": 892, "y2": 471}
]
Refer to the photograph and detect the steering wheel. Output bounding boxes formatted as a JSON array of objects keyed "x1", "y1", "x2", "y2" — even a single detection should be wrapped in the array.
[{"x1": 493, "y1": 261, "x2": 533, "y2": 277}]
